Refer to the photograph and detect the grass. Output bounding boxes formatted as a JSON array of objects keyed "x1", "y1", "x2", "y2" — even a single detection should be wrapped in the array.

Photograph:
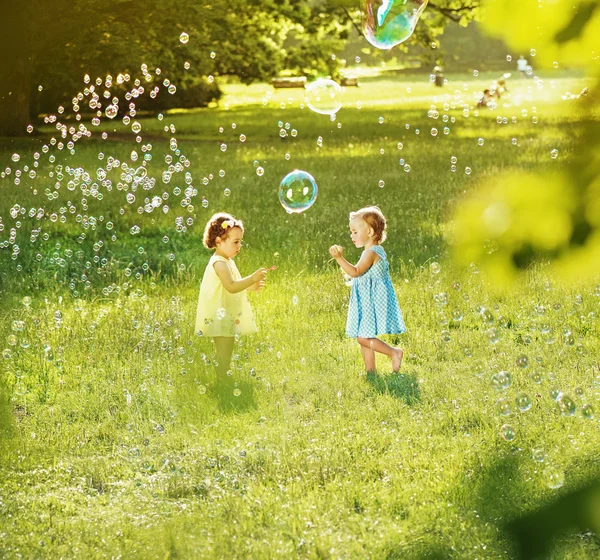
[{"x1": 0, "y1": 71, "x2": 599, "y2": 558}]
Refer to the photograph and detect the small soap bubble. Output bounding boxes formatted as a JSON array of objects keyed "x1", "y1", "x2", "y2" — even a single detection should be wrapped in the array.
[
  {"x1": 278, "y1": 169, "x2": 318, "y2": 214},
  {"x1": 473, "y1": 70, "x2": 479, "y2": 77},
  {"x1": 582, "y1": 404, "x2": 595, "y2": 420},
  {"x1": 516, "y1": 355, "x2": 529, "y2": 369},
  {"x1": 465, "y1": 167, "x2": 472, "y2": 175},
  {"x1": 543, "y1": 468, "x2": 564, "y2": 489},
  {"x1": 557, "y1": 394, "x2": 576, "y2": 416},
  {"x1": 430, "y1": 262, "x2": 440, "y2": 274},
  {"x1": 105, "y1": 104, "x2": 118, "y2": 119},
  {"x1": 496, "y1": 398, "x2": 512, "y2": 416},
  {"x1": 305, "y1": 79, "x2": 342, "y2": 115},
  {"x1": 550, "y1": 388, "x2": 562, "y2": 401},
  {"x1": 378, "y1": 180, "x2": 385, "y2": 188},
  {"x1": 179, "y1": 32, "x2": 190, "y2": 44},
  {"x1": 256, "y1": 166, "x2": 264, "y2": 177},
  {"x1": 477, "y1": 138, "x2": 484, "y2": 146},
  {"x1": 491, "y1": 371, "x2": 512, "y2": 391},
  {"x1": 515, "y1": 393, "x2": 532, "y2": 412},
  {"x1": 550, "y1": 149, "x2": 558, "y2": 159},
  {"x1": 500, "y1": 424, "x2": 515, "y2": 441},
  {"x1": 473, "y1": 360, "x2": 486, "y2": 378},
  {"x1": 532, "y1": 449, "x2": 545, "y2": 462}
]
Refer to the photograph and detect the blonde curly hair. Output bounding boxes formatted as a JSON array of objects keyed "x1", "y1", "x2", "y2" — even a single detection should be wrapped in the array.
[
  {"x1": 202, "y1": 212, "x2": 244, "y2": 249},
  {"x1": 349, "y1": 206, "x2": 387, "y2": 243}
]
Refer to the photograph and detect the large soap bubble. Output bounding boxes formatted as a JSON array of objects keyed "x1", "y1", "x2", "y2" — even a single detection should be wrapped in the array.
[
  {"x1": 361, "y1": 0, "x2": 429, "y2": 50},
  {"x1": 305, "y1": 79, "x2": 342, "y2": 115},
  {"x1": 279, "y1": 170, "x2": 318, "y2": 214}
]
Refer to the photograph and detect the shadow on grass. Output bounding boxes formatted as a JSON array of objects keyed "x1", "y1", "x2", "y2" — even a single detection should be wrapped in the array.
[
  {"x1": 213, "y1": 378, "x2": 257, "y2": 414},
  {"x1": 470, "y1": 455, "x2": 600, "y2": 559},
  {"x1": 366, "y1": 371, "x2": 421, "y2": 405}
]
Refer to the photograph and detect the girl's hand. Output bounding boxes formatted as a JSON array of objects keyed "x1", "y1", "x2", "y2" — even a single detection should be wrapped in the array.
[
  {"x1": 329, "y1": 245, "x2": 343, "y2": 259},
  {"x1": 247, "y1": 280, "x2": 266, "y2": 292},
  {"x1": 252, "y1": 268, "x2": 267, "y2": 283}
]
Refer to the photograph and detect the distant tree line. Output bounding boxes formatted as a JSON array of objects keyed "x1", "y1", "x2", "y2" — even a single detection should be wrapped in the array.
[{"x1": 0, "y1": 0, "x2": 480, "y2": 136}]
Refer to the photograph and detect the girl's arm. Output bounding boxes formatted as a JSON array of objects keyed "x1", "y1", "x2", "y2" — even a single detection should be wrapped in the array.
[
  {"x1": 329, "y1": 246, "x2": 377, "y2": 278},
  {"x1": 213, "y1": 262, "x2": 266, "y2": 294}
]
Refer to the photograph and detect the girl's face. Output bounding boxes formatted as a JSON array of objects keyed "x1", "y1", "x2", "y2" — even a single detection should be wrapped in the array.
[
  {"x1": 216, "y1": 227, "x2": 243, "y2": 258},
  {"x1": 349, "y1": 217, "x2": 373, "y2": 248}
]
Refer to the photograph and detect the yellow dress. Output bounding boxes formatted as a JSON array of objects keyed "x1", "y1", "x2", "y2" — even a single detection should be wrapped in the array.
[{"x1": 195, "y1": 254, "x2": 258, "y2": 337}]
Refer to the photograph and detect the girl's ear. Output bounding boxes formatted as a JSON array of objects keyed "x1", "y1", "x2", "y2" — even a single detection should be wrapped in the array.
[
  {"x1": 215, "y1": 236, "x2": 222, "y2": 246},
  {"x1": 368, "y1": 228, "x2": 374, "y2": 238}
]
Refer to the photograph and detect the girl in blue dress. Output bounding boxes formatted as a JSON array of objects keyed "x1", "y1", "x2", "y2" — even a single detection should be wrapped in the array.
[{"x1": 329, "y1": 206, "x2": 406, "y2": 373}]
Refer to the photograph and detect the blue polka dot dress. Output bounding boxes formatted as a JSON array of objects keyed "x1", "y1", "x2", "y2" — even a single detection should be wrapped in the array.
[{"x1": 346, "y1": 245, "x2": 406, "y2": 338}]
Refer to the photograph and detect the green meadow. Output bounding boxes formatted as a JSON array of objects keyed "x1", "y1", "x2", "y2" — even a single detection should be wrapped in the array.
[{"x1": 1, "y1": 71, "x2": 599, "y2": 558}]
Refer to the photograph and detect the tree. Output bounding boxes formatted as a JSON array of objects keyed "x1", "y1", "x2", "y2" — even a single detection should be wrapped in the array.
[{"x1": 0, "y1": 0, "x2": 481, "y2": 137}]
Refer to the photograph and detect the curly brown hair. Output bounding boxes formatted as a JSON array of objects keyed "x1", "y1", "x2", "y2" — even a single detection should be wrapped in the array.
[
  {"x1": 349, "y1": 206, "x2": 387, "y2": 243},
  {"x1": 202, "y1": 212, "x2": 245, "y2": 249}
]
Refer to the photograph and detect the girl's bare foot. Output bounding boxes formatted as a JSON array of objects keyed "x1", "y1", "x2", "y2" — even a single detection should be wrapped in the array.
[{"x1": 392, "y1": 349, "x2": 403, "y2": 373}]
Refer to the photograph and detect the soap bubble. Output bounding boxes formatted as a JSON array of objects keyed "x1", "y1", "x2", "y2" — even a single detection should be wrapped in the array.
[
  {"x1": 543, "y1": 467, "x2": 564, "y2": 489},
  {"x1": 516, "y1": 354, "x2": 529, "y2": 369},
  {"x1": 532, "y1": 449, "x2": 545, "y2": 462},
  {"x1": 278, "y1": 170, "x2": 318, "y2": 214},
  {"x1": 361, "y1": 0, "x2": 429, "y2": 49},
  {"x1": 105, "y1": 105, "x2": 118, "y2": 119},
  {"x1": 582, "y1": 404, "x2": 595, "y2": 419},
  {"x1": 496, "y1": 398, "x2": 512, "y2": 416},
  {"x1": 305, "y1": 79, "x2": 342, "y2": 115},
  {"x1": 557, "y1": 394, "x2": 576, "y2": 416},
  {"x1": 515, "y1": 393, "x2": 532, "y2": 412},
  {"x1": 491, "y1": 371, "x2": 512, "y2": 391},
  {"x1": 473, "y1": 360, "x2": 486, "y2": 377},
  {"x1": 179, "y1": 32, "x2": 189, "y2": 44},
  {"x1": 430, "y1": 262, "x2": 440, "y2": 274},
  {"x1": 11, "y1": 153, "x2": 20, "y2": 163},
  {"x1": 500, "y1": 424, "x2": 515, "y2": 441}
]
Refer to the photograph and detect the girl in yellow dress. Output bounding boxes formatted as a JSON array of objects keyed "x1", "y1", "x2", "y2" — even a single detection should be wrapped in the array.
[{"x1": 196, "y1": 213, "x2": 267, "y2": 381}]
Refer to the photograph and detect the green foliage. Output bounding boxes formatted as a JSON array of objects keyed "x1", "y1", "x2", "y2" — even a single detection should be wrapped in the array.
[
  {"x1": 450, "y1": 0, "x2": 600, "y2": 284},
  {"x1": 0, "y1": 0, "x2": 485, "y2": 135}
]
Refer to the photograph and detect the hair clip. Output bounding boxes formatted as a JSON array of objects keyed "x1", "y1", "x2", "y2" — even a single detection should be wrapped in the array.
[{"x1": 221, "y1": 220, "x2": 233, "y2": 230}]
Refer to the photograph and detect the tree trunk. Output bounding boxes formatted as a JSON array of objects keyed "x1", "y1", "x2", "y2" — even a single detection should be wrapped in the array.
[{"x1": 0, "y1": 3, "x2": 35, "y2": 137}]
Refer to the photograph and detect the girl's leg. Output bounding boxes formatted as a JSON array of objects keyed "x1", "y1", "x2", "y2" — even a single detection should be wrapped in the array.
[
  {"x1": 213, "y1": 336, "x2": 234, "y2": 381},
  {"x1": 357, "y1": 337, "x2": 403, "y2": 372},
  {"x1": 359, "y1": 344, "x2": 376, "y2": 373}
]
